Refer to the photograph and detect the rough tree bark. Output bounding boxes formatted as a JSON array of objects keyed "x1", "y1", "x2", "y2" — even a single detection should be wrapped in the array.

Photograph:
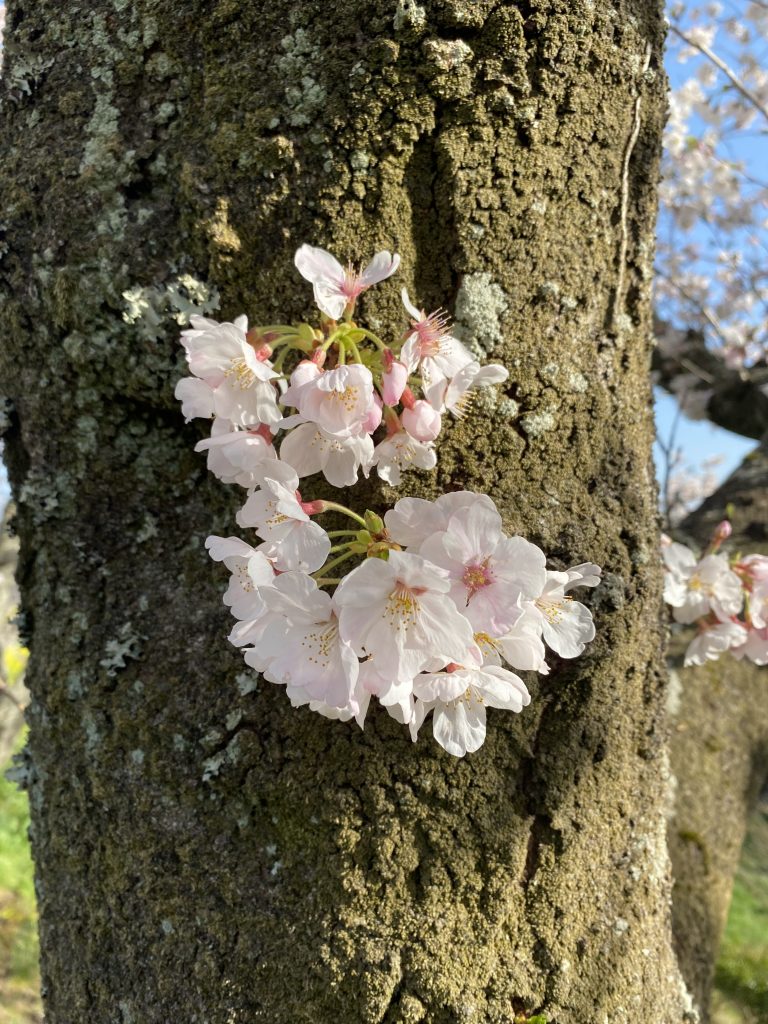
[
  {"x1": 668, "y1": 438, "x2": 768, "y2": 1022},
  {"x1": 0, "y1": 1, "x2": 699, "y2": 1021}
]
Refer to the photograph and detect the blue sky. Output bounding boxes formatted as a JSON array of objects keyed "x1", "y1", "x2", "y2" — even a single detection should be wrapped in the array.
[
  {"x1": 653, "y1": 3, "x2": 763, "y2": 494},
  {"x1": 653, "y1": 387, "x2": 756, "y2": 486}
]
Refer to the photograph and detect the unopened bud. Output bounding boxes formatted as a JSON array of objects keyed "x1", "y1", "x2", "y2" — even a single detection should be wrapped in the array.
[
  {"x1": 709, "y1": 519, "x2": 732, "y2": 551},
  {"x1": 300, "y1": 499, "x2": 324, "y2": 516},
  {"x1": 714, "y1": 520, "x2": 732, "y2": 542},
  {"x1": 364, "y1": 510, "x2": 385, "y2": 534}
]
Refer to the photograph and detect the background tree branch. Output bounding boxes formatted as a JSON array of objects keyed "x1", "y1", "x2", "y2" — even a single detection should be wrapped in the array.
[{"x1": 653, "y1": 317, "x2": 768, "y2": 440}]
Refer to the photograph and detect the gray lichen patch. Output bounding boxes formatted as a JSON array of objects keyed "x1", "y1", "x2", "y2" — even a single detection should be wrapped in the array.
[
  {"x1": 520, "y1": 410, "x2": 557, "y2": 437},
  {"x1": 393, "y1": 0, "x2": 427, "y2": 32},
  {"x1": 18, "y1": 467, "x2": 73, "y2": 525},
  {"x1": 453, "y1": 273, "x2": 509, "y2": 358},
  {"x1": 122, "y1": 275, "x2": 220, "y2": 342},
  {"x1": 422, "y1": 37, "x2": 473, "y2": 71},
  {"x1": 236, "y1": 672, "x2": 258, "y2": 695},
  {"x1": 276, "y1": 29, "x2": 327, "y2": 128},
  {"x1": 99, "y1": 625, "x2": 144, "y2": 677},
  {"x1": 4, "y1": 55, "x2": 55, "y2": 98}
]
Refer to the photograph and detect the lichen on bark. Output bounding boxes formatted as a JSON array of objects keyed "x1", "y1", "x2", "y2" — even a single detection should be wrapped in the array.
[{"x1": 0, "y1": 1, "x2": 697, "y2": 1021}]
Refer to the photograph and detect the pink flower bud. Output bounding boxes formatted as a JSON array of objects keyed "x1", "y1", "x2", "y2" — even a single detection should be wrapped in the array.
[
  {"x1": 709, "y1": 519, "x2": 732, "y2": 552},
  {"x1": 362, "y1": 393, "x2": 383, "y2": 434},
  {"x1": 381, "y1": 360, "x2": 408, "y2": 406},
  {"x1": 400, "y1": 385, "x2": 416, "y2": 410},
  {"x1": 714, "y1": 520, "x2": 732, "y2": 542},
  {"x1": 402, "y1": 400, "x2": 442, "y2": 442},
  {"x1": 299, "y1": 498, "x2": 324, "y2": 516},
  {"x1": 253, "y1": 344, "x2": 273, "y2": 362}
]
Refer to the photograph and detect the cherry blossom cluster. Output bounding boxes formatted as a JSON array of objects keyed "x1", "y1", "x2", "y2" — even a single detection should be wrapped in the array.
[
  {"x1": 175, "y1": 245, "x2": 602, "y2": 756},
  {"x1": 662, "y1": 520, "x2": 768, "y2": 667},
  {"x1": 176, "y1": 245, "x2": 508, "y2": 490}
]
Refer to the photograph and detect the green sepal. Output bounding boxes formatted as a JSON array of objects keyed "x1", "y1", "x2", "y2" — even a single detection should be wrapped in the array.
[{"x1": 364, "y1": 510, "x2": 385, "y2": 534}]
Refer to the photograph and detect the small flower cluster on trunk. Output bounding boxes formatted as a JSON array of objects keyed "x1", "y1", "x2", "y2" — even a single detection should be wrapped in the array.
[
  {"x1": 662, "y1": 520, "x2": 768, "y2": 666},
  {"x1": 175, "y1": 246, "x2": 602, "y2": 756}
]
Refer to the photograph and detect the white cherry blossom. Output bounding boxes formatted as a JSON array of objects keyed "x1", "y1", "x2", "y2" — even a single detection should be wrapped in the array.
[
  {"x1": 295, "y1": 245, "x2": 400, "y2": 320},
  {"x1": 410, "y1": 663, "x2": 530, "y2": 757},
  {"x1": 663, "y1": 544, "x2": 743, "y2": 623},
  {"x1": 244, "y1": 573, "x2": 359, "y2": 710},
  {"x1": 236, "y1": 461, "x2": 331, "y2": 573},
  {"x1": 205, "y1": 535, "x2": 275, "y2": 621},
  {"x1": 436, "y1": 361, "x2": 509, "y2": 416},
  {"x1": 419, "y1": 504, "x2": 543, "y2": 635},
  {"x1": 530, "y1": 568, "x2": 599, "y2": 659},
  {"x1": 684, "y1": 620, "x2": 748, "y2": 667},
  {"x1": 282, "y1": 362, "x2": 376, "y2": 439},
  {"x1": 181, "y1": 315, "x2": 281, "y2": 427},
  {"x1": 195, "y1": 419, "x2": 276, "y2": 487},
  {"x1": 334, "y1": 550, "x2": 480, "y2": 682},
  {"x1": 400, "y1": 288, "x2": 474, "y2": 407},
  {"x1": 370, "y1": 429, "x2": 436, "y2": 485},
  {"x1": 384, "y1": 491, "x2": 497, "y2": 548},
  {"x1": 279, "y1": 421, "x2": 373, "y2": 488}
]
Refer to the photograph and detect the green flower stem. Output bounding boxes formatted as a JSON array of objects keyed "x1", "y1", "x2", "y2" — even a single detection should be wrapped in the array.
[
  {"x1": 271, "y1": 348, "x2": 291, "y2": 373},
  {"x1": 345, "y1": 339, "x2": 363, "y2": 365},
  {"x1": 321, "y1": 330, "x2": 343, "y2": 352},
  {"x1": 264, "y1": 333, "x2": 301, "y2": 346},
  {"x1": 355, "y1": 328, "x2": 388, "y2": 352},
  {"x1": 311, "y1": 550, "x2": 359, "y2": 579},
  {"x1": 319, "y1": 502, "x2": 367, "y2": 527},
  {"x1": 255, "y1": 324, "x2": 302, "y2": 333}
]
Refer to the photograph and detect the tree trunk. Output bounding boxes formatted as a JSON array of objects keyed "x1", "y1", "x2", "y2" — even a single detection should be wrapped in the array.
[
  {"x1": 668, "y1": 438, "x2": 768, "y2": 1022},
  {"x1": 0, "y1": 1, "x2": 696, "y2": 1020}
]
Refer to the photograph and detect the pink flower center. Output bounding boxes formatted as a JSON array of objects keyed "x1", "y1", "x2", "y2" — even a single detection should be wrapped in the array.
[
  {"x1": 412, "y1": 309, "x2": 452, "y2": 357},
  {"x1": 341, "y1": 267, "x2": 366, "y2": 302},
  {"x1": 462, "y1": 560, "x2": 493, "y2": 597}
]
